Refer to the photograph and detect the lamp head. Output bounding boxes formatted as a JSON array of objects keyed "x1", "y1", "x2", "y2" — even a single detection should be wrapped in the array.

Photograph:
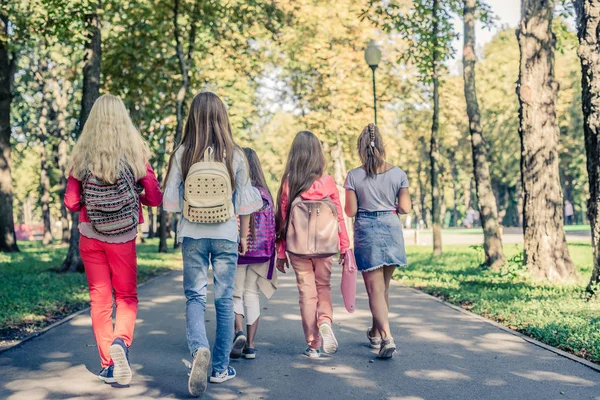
[{"x1": 365, "y1": 40, "x2": 382, "y2": 69}]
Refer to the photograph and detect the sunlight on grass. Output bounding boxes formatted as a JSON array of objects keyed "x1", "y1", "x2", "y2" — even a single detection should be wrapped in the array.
[{"x1": 398, "y1": 244, "x2": 600, "y2": 363}]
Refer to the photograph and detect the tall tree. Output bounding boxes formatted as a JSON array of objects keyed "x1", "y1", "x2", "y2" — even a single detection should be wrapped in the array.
[
  {"x1": 37, "y1": 57, "x2": 54, "y2": 245},
  {"x1": 61, "y1": 0, "x2": 102, "y2": 273},
  {"x1": 430, "y1": 0, "x2": 442, "y2": 256},
  {"x1": 0, "y1": 10, "x2": 18, "y2": 252},
  {"x1": 574, "y1": 0, "x2": 600, "y2": 293},
  {"x1": 462, "y1": 0, "x2": 504, "y2": 268},
  {"x1": 516, "y1": 0, "x2": 575, "y2": 280}
]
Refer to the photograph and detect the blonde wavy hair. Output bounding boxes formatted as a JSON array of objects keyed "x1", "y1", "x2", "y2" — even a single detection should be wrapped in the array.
[{"x1": 69, "y1": 94, "x2": 151, "y2": 183}]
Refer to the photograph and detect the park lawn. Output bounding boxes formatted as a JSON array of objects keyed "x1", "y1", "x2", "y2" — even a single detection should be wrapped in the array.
[
  {"x1": 0, "y1": 239, "x2": 182, "y2": 344},
  {"x1": 399, "y1": 243, "x2": 600, "y2": 364}
]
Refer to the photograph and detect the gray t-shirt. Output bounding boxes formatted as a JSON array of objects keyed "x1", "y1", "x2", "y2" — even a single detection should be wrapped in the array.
[{"x1": 344, "y1": 166, "x2": 409, "y2": 213}]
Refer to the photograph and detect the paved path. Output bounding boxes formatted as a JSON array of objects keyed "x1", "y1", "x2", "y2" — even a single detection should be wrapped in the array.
[{"x1": 0, "y1": 268, "x2": 598, "y2": 400}]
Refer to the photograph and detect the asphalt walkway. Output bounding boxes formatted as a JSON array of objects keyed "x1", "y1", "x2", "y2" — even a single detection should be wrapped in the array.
[{"x1": 0, "y1": 267, "x2": 598, "y2": 400}]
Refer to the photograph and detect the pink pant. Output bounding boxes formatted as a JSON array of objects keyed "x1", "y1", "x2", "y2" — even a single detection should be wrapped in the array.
[
  {"x1": 80, "y1": 236, "x2": 138, "y2": 367},
  {"x1": 289, "y1": 255, "x2": 333, "y2": 349}
]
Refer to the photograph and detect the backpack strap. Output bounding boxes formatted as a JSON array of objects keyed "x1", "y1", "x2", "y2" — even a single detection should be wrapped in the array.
[{"x1": 204, "y1": 147, "x2": 215, "y2": 162}]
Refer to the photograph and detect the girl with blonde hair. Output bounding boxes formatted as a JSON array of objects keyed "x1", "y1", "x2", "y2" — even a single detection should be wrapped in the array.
[{"x1": 64, "y1": 94, "x2": 163, "y2": 385}]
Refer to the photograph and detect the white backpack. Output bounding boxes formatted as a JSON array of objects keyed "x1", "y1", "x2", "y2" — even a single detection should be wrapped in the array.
[{"x1": 183, "y1": 147, "x2": 234, "y2": 224}]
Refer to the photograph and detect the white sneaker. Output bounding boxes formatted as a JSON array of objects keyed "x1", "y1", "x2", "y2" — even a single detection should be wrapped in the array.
[
  {"x1": 303, "y1": 347, "x2": 321, "y2": 358},
  {"x1": 319, "y1": 322, "x2": 339, "y2": 354},
  {"x1": 377, "y1": 338, "x2": 397, "y2": 359},
  {"x1": 189, "y1": 348, "x2": 211, "y2": 397}
]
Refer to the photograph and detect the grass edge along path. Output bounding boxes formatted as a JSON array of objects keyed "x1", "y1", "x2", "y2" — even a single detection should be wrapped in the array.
[
  {"x1": 397, "y1": 243, "x2": 600, "y2": 364},
  {"x1": 0, "y1": 239, "x2": 182, "y2": 347}
]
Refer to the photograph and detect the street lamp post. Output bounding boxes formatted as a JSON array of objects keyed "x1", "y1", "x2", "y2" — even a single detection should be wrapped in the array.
[{"x1": 364, "y1": 40, "x2": 382, "y2": 126}]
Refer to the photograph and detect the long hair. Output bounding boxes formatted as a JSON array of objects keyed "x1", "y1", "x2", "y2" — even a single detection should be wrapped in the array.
[
  {"x1": 69, "y1": 94, "x2": 151, "y2": 183},
  {"x1": 243, "y1": 147, "x2": 271, "y2": 239},
  {"x1": 275, "y1": 131, "x2": 326, "y2": 241},
  {"x1": 165, "y1": 92, "x2": 236, "y2": 188},
  {"x1": 358, "y1": 123, "x2": 386, "y2": 177}
]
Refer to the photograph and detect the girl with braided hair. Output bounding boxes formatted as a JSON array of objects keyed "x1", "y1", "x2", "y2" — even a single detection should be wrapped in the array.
[{"x1": 344, "y1": 123, "x2": 411, "y2": 359}]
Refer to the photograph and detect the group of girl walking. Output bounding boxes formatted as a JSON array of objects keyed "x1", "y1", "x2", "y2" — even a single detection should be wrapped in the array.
[{"x1": 65, "y1": 92, "x2": 410, "y2": 398}]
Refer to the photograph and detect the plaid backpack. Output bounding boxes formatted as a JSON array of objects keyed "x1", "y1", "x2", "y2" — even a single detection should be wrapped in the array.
[{"x1": 83, "y1": 161, "x2": 140, "y2": 236}]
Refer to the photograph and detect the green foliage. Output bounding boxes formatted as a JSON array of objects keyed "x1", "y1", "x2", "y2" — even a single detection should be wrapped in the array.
[
  {"x1": 0, "y1": 239, "x2": 182, "y2": 341},
  {"x1": 397, "y1": 244, "x2": 600, "y2": 363}
]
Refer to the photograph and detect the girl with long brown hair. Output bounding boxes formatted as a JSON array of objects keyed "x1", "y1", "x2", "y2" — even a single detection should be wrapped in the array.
[
  {"x1": 275, "y1": 131, "x2": 350, "y2": 358},
  {"x1": 163, "y1": 92, "x2": 262, "y2": 397},
  {"x1": 344, "y1": 123, "x2": 411, "y2": 359}
]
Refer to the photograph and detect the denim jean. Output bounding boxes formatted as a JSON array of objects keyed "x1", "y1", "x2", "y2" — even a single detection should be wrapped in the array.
[{"x1": 182, "y1": 237, "x2": 239, "y2": 373}]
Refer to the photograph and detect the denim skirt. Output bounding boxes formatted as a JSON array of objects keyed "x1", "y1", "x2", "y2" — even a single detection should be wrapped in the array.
[{"x1": 354, "y1": 211, "x2": 407, "y2": 272}]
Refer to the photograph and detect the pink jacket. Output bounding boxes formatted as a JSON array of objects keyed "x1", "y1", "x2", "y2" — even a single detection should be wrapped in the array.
[
  {"x1": 64, "y1": 163, "x2": 163, "y2": 223},
  {"x1": 277, "y1": 175, "x2": 350, "y2": 259}
]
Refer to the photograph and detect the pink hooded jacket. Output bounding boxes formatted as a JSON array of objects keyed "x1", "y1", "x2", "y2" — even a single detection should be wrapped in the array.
[{"x1": 277, "y1": 175, "x2": 350, "y2": 259}]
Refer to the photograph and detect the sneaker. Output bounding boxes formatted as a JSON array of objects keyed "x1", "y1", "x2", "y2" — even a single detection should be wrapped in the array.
[
  {"x1": 303, "y1": 347, "x2": 321, "y2": 359},
  {"x1": 230, "y1": 331, "x2": 247, "y2": 359},
  {"x1": 377, "y1": 337, "x2": 397, "y2": 359},
  {"x1": 109, "y1": 338, "x2": 132, "y2": 385},
  {"x1": 367, "y1": 327, "x2": 382, "y2": 349},
  {"x1": 243, "y1": 347, "x2": 256, "y2": 359},
  {"x1": 189, "y1": 348, "x2": 211, "y2": 397},
  {"x1": 97, "y1": 365, "x2": 116, "y2": 384},
  {"x1": 319, "y1": 322, "x2": 339, "y2": 354},
  {"x1": 210, "y1": 366, "x2": 236, "y2": 383}
]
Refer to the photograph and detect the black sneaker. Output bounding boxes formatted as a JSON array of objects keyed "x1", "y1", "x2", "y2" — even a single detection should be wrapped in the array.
[
  {"x1": 97, "y1": 365, "x2": 116, "y2": 384},
  {"x1": 189, "y1": 348, "x2": 211, "y2": 397},
  {"x1": 230, "y1": 331, "x2": 247, "y2": 359},
  {"x1": 109, "y1": 337, "x2": 132, "y2": 385}
]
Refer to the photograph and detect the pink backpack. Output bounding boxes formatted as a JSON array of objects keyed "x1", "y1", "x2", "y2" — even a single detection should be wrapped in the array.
[{"x1": 238, "y1": 187, "x2": 276, "y2": 278}]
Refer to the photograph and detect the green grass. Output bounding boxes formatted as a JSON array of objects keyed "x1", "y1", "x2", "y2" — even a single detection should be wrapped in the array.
[
  {"x1": 0, "y1": 239, "x2": 182, "y2": 342},
  {"x1": 416, "y1": 225, "x2": 590, "y2": 235},
  {"x1": 398, "y1": 243, "x2": 600, "y2": 363}
]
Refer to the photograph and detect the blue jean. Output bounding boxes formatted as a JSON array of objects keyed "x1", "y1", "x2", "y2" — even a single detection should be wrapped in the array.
[{"x1": 182, "y1": 237, "x2": 239, "y2": 373}]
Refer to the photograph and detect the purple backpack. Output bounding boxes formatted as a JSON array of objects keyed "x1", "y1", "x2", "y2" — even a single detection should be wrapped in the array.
[{"x1": 239, "y1": 186, "x2": 276, "y2": 278}]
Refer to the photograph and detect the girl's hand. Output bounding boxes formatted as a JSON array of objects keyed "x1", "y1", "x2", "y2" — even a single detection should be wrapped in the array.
[
  {"x1": 239, "y1": 237, "x2": 248, "y2": 256},
  {"x1": 338, "y1": 252, "x2": 346, "y2": 266},
  {"x1": 276, "y1": 258, "x2": 289, "y2": 273}
]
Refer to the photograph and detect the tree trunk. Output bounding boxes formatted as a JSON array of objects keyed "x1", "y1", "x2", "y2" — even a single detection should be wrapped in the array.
[
  {"x1": 0, "y1": 15, "x2": 18, "y2": 252},
  {"x1": 52, "y1": 78, "x2": 71, "y2": 243},
  {"x1": 430, "y1": 0, "x2": 442, "y2": 256},
  {"x1": 61, "y1": 1, "x2": 102, "y2": 272},
  {"x1": 450, "y1": 152, "x2": 458, "y2": 227},
  {"x1": 158, "y1": 205, "x2": 168, "y2": 253},
  {"x1": 148, "y1": 206, "x2": 155, "y2": 238},
  {"x1": 575, "y1": 0, "x2": 600, "y2": 293},
  {"x1": 39, "y1": 85, "x2": 54, "y2": 245},
  {"x1": 463, "y1": 0, "x2": 505, "y2": 269},
  {"x1": 516, "y1": 0, "x2": 576, "y2": 280}
]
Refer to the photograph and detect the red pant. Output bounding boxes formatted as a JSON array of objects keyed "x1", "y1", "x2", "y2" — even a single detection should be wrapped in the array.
[
  {"x1": 80, "y1": 236, "x2": 138, "y2": 367},
  {"x1": 289, "y1": 255, "x2": 333, "y2": 350}
]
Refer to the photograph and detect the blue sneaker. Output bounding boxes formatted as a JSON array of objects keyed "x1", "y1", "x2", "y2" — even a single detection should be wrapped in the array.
[
  {"x1": 230, "y1": 331, "x2": 246, "y2": 359},
  {"x1": 210, "y1": 366, "x2": 236, "y2": 383},
  {"x1": 109, "y1": 337, "x2": 132, "y2": 385},
  {"x1": 97, "y1": 365, "x2": 116, "y2": 384}
]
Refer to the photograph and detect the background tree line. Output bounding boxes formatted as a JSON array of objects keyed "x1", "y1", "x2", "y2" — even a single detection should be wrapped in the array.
[{"x1": 1, "y1": 0, "x2": 599, "y2": 292}]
